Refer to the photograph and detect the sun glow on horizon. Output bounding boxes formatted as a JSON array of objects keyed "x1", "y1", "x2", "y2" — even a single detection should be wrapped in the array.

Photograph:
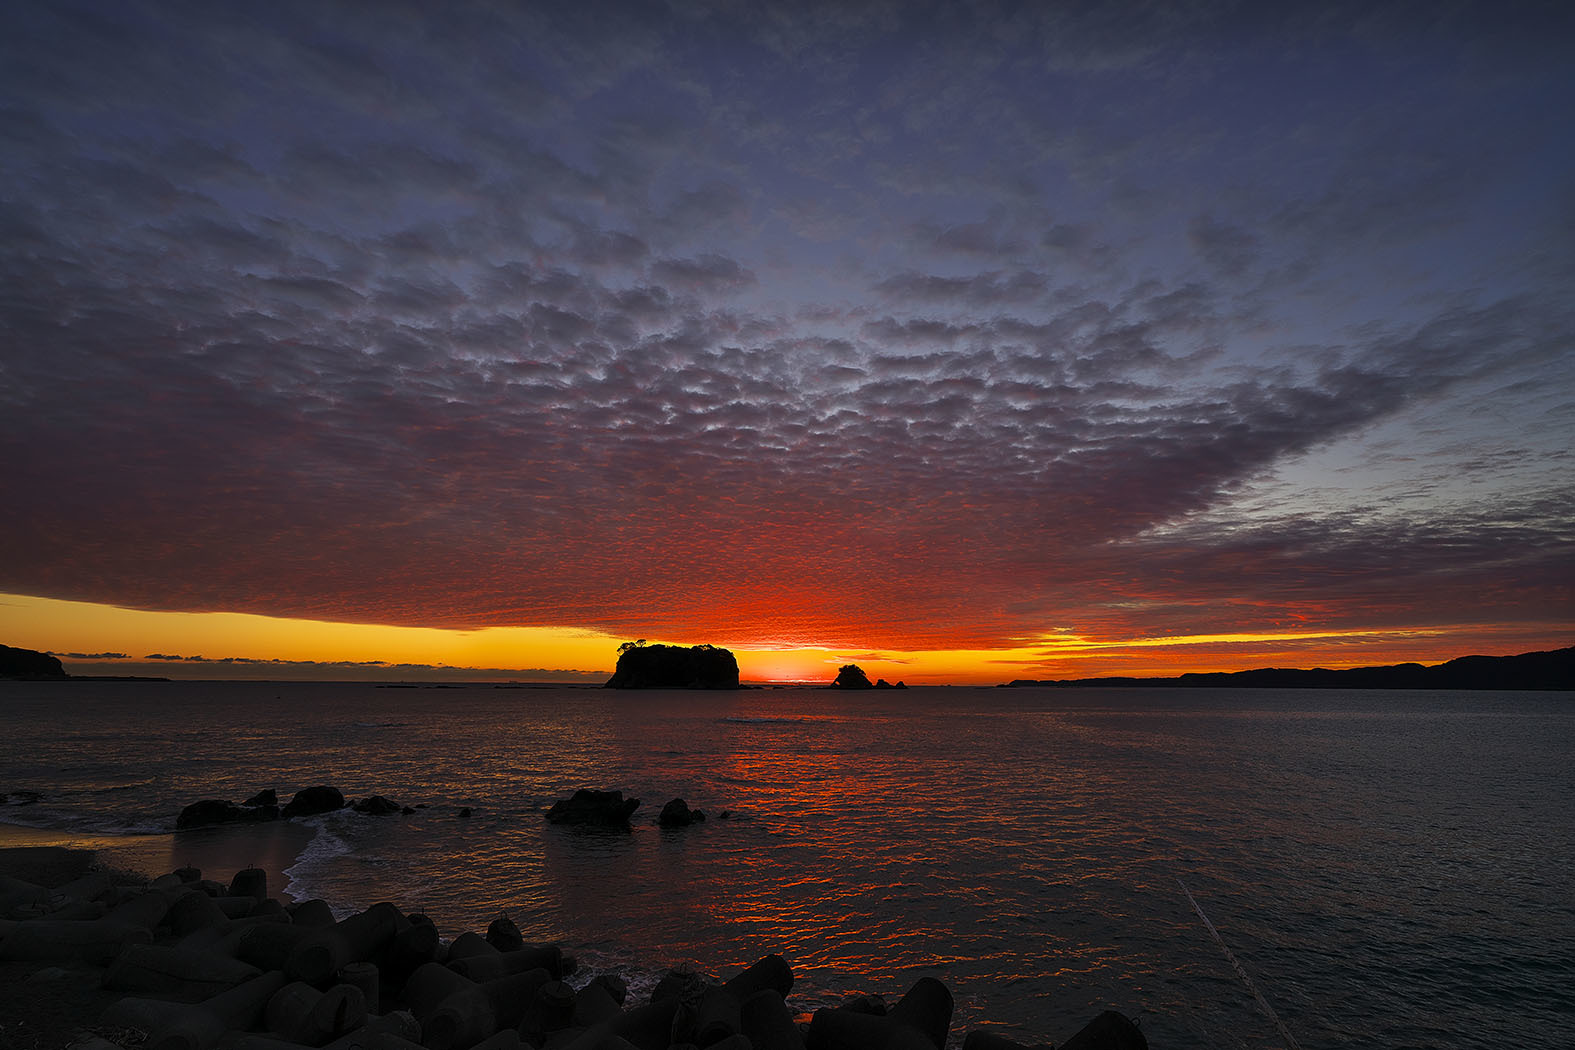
[{"x1": 1, "y1": 592, "x2": 1565, "y2": 685}]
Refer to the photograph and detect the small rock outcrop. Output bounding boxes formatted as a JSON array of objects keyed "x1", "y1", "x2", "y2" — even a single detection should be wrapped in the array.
[
  {"x1": 830, "y1": 664, "x2": 874, "y2": 689},
  {"x1": 605, "y1": 642, "x2": 740, "y2": 689},
  {"x1": 658, "y1": 798, "x2": 706, "y2": 827},
  {"x1": 350, "y1": 795, "x2": 402, "y2": 816},
  {"x1": 176, "y1": 799, "x2": 280, "y2": 830},
  {"x1": 0, "y1": 644, "x2": 67, "y2": 680},
  {"x1": 281, "y1": 786, "x2": 345, "y2": 819},
  {"x1": 545, "y1": 789, "x2": 640, "y2": 826}
]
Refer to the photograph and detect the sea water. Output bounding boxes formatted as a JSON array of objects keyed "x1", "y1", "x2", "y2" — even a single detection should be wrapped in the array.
[{"x1": 2, "y1": 680, "x2": 1571, "y2": 1049}]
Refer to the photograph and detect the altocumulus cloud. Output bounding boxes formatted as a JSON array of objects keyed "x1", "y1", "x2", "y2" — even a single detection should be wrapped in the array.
[{"x1": 1, "y1": 1, "x2": 1571, "y2": 651}]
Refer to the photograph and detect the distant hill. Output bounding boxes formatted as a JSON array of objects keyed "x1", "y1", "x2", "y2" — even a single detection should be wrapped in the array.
[
  {"x1": 1006, "y1": 645, "x2": 1575, "y2": 691},
  {"x1": 0, "y1": 644, "x2": 68, "y2": 680}
]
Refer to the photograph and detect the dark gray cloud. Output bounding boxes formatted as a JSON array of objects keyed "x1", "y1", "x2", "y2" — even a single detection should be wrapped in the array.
[{"x1": 1, "y1": 0, "x2": 1570, "y2": 653}]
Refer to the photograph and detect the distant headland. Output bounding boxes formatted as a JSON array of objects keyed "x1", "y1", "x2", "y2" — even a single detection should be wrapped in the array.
[
  {"x1": 0, "y1": 643, "x2": 67, "y2": 680},
  {"x1": 1005, "y1": 645, "x2": 1575, "y2": 691},
  {"x1": 0, "y1": 643, "x2": 169, "y2": 682}
]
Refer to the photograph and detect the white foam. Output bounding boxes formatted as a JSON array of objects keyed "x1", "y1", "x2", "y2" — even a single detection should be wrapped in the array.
[{"x1": 281, "y1": 813, "x2": 355, "y2": 915}]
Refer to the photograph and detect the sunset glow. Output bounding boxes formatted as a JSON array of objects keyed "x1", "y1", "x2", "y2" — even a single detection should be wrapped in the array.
[
  {"x1": 3, "y1": 593, "x2": 1565, "y2": 685},
  {"x1": 2, "y1": 5, "x2": 1570, "y2": 681}
]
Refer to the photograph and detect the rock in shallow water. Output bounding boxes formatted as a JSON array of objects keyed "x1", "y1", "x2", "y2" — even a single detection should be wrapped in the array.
[
  {"x1": 544, "y1": 788, "x2": 640, "y2": 826},
  {"x1": 281, "y1": 785, "x2": 345, "y2": 818},
  {"x1": 351, "y1": 794, "x2": 402, "y2": 815},
  {"x1": 658, "y1": 797, "x2": 706, "y2": 827}
]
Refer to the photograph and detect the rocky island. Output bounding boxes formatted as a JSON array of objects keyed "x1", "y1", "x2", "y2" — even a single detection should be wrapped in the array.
[{"x1": 604, "y1": 642, "x2": 740, "y2": 689}]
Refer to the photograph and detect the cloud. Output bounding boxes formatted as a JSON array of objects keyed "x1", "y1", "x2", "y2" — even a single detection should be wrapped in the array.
[
  {"x1": 649, "y1": 254, "x2": 756, "y2": 293},
  {"x1": 1, "y1": 0, "x2": 1570, "y2": 657}
]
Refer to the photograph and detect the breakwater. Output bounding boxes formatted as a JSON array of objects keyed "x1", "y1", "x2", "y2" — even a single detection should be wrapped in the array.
[{"x1": 0, "y1": 853, "x2": 1145, "y2": 1050}]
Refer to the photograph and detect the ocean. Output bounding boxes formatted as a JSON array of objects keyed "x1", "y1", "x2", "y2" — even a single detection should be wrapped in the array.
[{"x1": 2, "y1": 680, "x2": 1571, "y2": 1049}]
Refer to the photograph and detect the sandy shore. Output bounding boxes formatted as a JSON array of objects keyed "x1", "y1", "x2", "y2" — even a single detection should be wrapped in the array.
[{"x1": 0, "y1": 820, "x2": 316, "y2": 905}]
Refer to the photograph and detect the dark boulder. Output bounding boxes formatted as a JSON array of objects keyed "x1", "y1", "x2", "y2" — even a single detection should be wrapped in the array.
[
  {"x1": 658, "y1": 798, "x2": 706, "y2": 827},
  {"x1": 177, "y1": 799, "x2": 245, "y2": 829},
  {"x1": 545, "y1": 789, "x2": 640, "y2": 826},
  {"x1": 176, "y1": 799, "x2": 280, "y2": 828},
  {"x1": 351, "y1": 794, "x2": 401, "y2": 816},
  {"x1": 281, "y1": 785, "x2": 345, "y2": 819},
  {"x1": 605, "y1": 643, "x2": 740, "y2": 689},
  {"x1": 242, "y1": 788, "x2": 277, "y2": 807}
]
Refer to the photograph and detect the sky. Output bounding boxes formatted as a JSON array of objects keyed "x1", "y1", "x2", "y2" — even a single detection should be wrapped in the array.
[{"x1": 2, "y1": 1, "x2": 1571, "y2": 684}]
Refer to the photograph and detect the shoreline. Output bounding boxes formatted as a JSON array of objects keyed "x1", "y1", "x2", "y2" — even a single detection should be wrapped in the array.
[
  {"x1": 0, "y1": 841, "x2": 1146, "y2": 1050},
  {"x1": 0, "y1": 819, "x2": 318, "y2": 906}
]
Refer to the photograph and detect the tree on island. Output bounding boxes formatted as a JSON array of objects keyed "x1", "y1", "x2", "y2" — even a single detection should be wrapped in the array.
[
  {"x1": 831, "y1": 664, "x2": 874, "y2": 689},
  {"x1": 605, "y1": 641, "x2": 740, "y2": 689}
]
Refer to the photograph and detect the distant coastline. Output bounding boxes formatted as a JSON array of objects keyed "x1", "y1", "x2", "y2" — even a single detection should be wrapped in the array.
[{"x1": 1006, "y1": 645, "x2": 1575, "y2": 691}]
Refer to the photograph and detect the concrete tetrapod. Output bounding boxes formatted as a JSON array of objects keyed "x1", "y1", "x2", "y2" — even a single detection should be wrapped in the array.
[
  {"x1": 571, "y1": 974, "x2": 626, "y2": 1028},
  {"x1": 692, "y1": 952, "x2": 795, "y2": 1045},
  {"x1": 233, "y1": 1011, "x2": 421, "y2": 1050},
  {"x1": 738, "y1": 988, "x2": 806, "y2": 1050},
  {"x1": 449, "y1": 942, "x2": 566, "y2": 981},
  {"x1": 520, "y1": 978, "x2": 577, "y2": 1044},
  {"x1": 291, "y1": 899, "x2": 339, "y2": 928},
  {"x1": 423, "y1": 968, "x2": 554, "y2": 1050},
  {"x1": 288, "y1": 902, "x2": 405, "y2": 985},
  {"x1": 555, "y1": 996, "x2": 681, "y2": 1050},
  {"x1": 380, "y1": 918, "x2": 442, "y2": 984},
  {"x1": 961, "y1": 1032, "x2": 1054, "y2": 1050},
  {"x1": 403, "y1": 960, "x2": 478, "y2": 1021},
  {"x1": 103, "y1": 969, "x2": 290, "y2": 1050},
  {"x1": 1056, "y1": 1010, "x2": 1148, "y2": 1050},
  {"x1": 166, "y1": 889, "x2": 233, "y2": 937},
  {"x1": 230, "y1": 867, "x2": 269, "y2": 901},
  {"x1": 0, "y1": 917, "x2": 152, "y2": 965},
  {"x1": 806, "y1": 977, "x2": 954, "y2": 1050},
  {"x1": 104, "y1": 943, "x2": 263, "y2": 999},
  {"x1": 447, "y1": 931, "x2": 499, "y2": 962},
  {"x1": 265, "y1": 981, "x2": 368, "y2": 1045},
  {"x1": 106, "y1": 886, "x2": 180, "y2": 930},
  {"x1": 338, "y1": 960, "x2": 380, "y2": 1013},
  {"x1": 237, "y1": 922, "x2": 315, "y2": 972}
]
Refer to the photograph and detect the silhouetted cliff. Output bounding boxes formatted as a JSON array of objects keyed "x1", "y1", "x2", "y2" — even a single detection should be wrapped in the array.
[
  {"x1": 0, "y1": 644, "x2": 67, "y2": 680},
  {"x1": 605, "y1": 643, "x2": 740, "y2": 689},
  {"x1": 1006, "y1": 645, "x2": 1575, "y2": 690}
]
